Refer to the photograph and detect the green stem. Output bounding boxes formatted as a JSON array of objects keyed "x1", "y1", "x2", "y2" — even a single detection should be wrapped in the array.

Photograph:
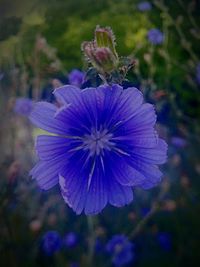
[
  {"x1": 130, "y1": 180, "x2": 169, "y2": 238},
  {"x1": 153, "y1": 0, "x2": 198, "y2": 62},
  {"x1": 130, "y1": 203, "x2": 159, "y2": 238},
  {"x1": 87, "y1": 216, "x2": 96, "y2": 267}
]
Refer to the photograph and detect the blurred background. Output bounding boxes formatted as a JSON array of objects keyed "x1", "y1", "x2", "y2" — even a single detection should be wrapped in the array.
[{"x1": 0, "y1": 0, "x2": 200, "y2": 266}]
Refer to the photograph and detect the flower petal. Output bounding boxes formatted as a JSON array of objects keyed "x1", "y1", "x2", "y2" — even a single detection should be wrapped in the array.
[
  {"x1": 129, "y1": 158, "x2": 163, "y2": 185},
  {"x1": 53, "y1": 85, "x2": 81, "y2": 104},
  {"x1": 140, "y1": 180, "x2": 159, "y2": 190},
  {"x1": 117, "y1": 87, "x2": 143, "y2": 119},
  {"x1": 59, "y1": 150, "x2": 90, "y2": 214},
  {"x1": 35, "y1": 135, "x2": 80, "y2": 161},
  {"x1": 60, "y1": 155, "x2": 108, "y2": 215},
  {"x1": 98, "y1": 84, "x2": 123, "y2": 126},
  {"x1": 131, "y1": 139, "x2": 168, "y2": 164},
  {"x1": 128, "y1": 103, "x2": 156, "y2": 126},
  {"x1": 108, "y1": 179, "x2": 133, "y2": 207},
  {"x1": 81, "y1": 88, "x2": 99, "y2": 127},
  {"x1": 30, "y1": 157, "x2": 65, "y2": 190},
  {"x1": 84, "y1": 158, "x2": 108, "y2": 215},
  {"x1": 107, "y1": 152, "x2": 145, "y2": 186},
  {"x1": 29, "y1": 102, "x2": 67, "y2": 134},
  {"x1": 59, "y1": 173, "x2": 87, "y2": 215}
]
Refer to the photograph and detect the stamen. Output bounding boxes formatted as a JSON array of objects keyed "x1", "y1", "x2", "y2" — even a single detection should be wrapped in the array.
[{"x1": 82, "y1": 127, "x2": 114, "y2": 156}]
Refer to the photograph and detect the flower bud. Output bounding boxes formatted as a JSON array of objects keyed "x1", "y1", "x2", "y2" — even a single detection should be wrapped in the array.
[
  {"x1": 95, "y1": 26, "x2": 118, "y2": 60},
  {"x1": 82, "y1": 26, "x2": 119, "y2": 73}
]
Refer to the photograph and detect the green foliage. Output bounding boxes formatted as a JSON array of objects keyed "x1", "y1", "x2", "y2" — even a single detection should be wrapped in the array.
[{"x1": 1, "y1": 0, "x2": 199, "y2": 120}]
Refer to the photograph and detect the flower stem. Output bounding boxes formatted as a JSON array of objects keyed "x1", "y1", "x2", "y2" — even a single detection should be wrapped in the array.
[
  {"x1": 87, "y1": 216, "x2": 96, "y2": 267},
  {"x1": 130, "y1": 203, "x2": 159, "y2": 238},
  {"x1": 130, "y1": 180, "x2": 170, "y2": 238}
]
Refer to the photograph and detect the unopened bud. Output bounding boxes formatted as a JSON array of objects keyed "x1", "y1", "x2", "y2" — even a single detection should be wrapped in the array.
[
  {"x1": 95, "y1": 26, "x2": 118, "y2": 60},
  {"x1": 96, "y1": 47, "x2": 118, "y2": 72},
  {"x1": 82, "y1": 26, "x2": 119, "y2": 73},
  {"x1": 82, "y1": 41, "x2": 96, "y2": 62}
]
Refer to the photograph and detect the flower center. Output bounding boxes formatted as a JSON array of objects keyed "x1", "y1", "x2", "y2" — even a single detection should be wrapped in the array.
[
  {"x1": 82, "y1": 127, "x2": 114, "y2": 156},
  {"x1": 114, "y1": 243, "x2": 123, "y2": 253}
]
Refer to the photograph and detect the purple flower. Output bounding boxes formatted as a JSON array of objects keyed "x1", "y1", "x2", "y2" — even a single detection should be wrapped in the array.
[
  {"x1": 196, "y1": 63, "x2": 200, "y2": 85},
  {"x1": 68, "y1": 69, "x2": 85, "y2": 87},
  {"x1": 106, "y1": 235, "x2": 134, "y2": 266},
  {"x1": 63, "y1": 232, "x2": 77, "y2": 248},
  {"x1": 95, "y1": 238, "x2": 104, "y2": 253},
  {"x1": 14, "y1": 97, "x2": 33, "y2": 116},
  {"x1": 171, "y1": 137, "x2": 187, "y2": 148},
  {"x1": 157, "y1": 232, "x2": 172, "y2": 251},
  {"x1": 147, "y1": 29, "x2": 164, "y2": 45},
  {"x1": 0, "y1": 72, "x2": 4, "y2": 80},
  {"x1": 29, "y1": 84, "x2": 167, "y2": 215},
  {"x1": 41, "y1": 231, "x2": 61, "y2": 255},
  {"x1": 137, "y1": 1, "x2": 152, "y2": 11}
]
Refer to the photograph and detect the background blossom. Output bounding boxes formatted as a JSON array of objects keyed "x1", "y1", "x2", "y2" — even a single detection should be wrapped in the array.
[
  {"x1": 147, "y1": 29, "x2": 164, "y2": 45},
  {"x1": 157, "y1": 232, "x2": 172, "y2": 251},
  {"x1": 137, "y1": 1, "x2": 152, "y2": 11},
  {"x1": 106, "y1": 235, "x2": 134, "y2": 266},
  {"x1": 63, "y1": 232, "x2": 78, "y2": 248},
  {"x1": 41, "y1": 231, "x2": 61, "y2": 255},
  {"x1": 14, "y1": 98, "x2": 33, "y2": 116},
  {"x1": 171, "y1": 137, "x2": 187, "y2": 148},
  {"x1": 68, "y1": 69, "x2": 85, "y2": 87},
  {"x1": 196, "y1": 63, "x2": 200, "y2": 85}
]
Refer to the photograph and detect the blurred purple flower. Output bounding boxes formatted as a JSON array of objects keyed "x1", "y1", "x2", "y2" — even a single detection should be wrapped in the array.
[
  {"x1": 29, "y1": 84, "x2": 167, "y2": 215},
  {"x1": 137, "y1": 1, "x2": 152, "y2": 11},
  {"x1": 147, "y1": 29, "x2": 164, "y2": 45},
  {"x1": 95, "y1": 238, "x2": 104, "y2": 253},
  {"x1": 171, "y1": 137, "x2": 187, "y2": 148},
  {"x1": 196, "y1": 63, "x2": 200, "y2": 85},
  {"x1": 14, "y1": 97, "x2": 33, "y2": 116},
  {"x1": 41, "y1": 231, "x2": 61, "y2": 255},
  {"x1": 106, "y1": 235, "x2": 134, "y2": 266},
  {"x1": 63, "y1": 232, "x2": 78, "y2": 248},
  {"x1": 68, "y1": 69, "x2": 85, "y2": 87},
  {"x1": 157, "y1": 232, "x2": 172, "y2": 251},
  {"x1": 0, "y1": 72, "x2": 4, "y2": 80}
]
